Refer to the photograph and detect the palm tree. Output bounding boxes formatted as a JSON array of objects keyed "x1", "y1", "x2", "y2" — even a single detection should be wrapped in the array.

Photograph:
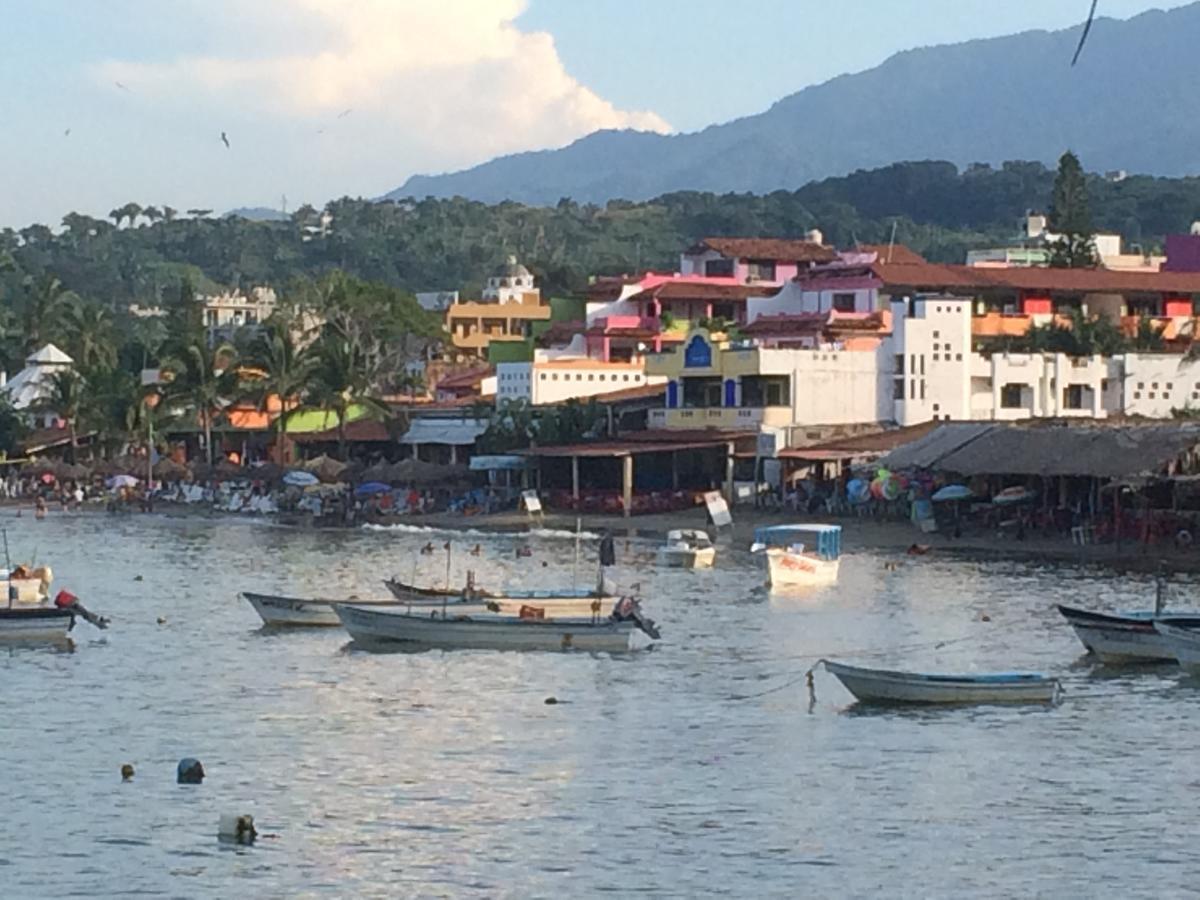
[
  {"x1": 249, "y1": 322, "x2": 315, "y2": 466},
  {"x1": 164, "y1": 338, "x2": 242, "y2": 465},
  {"x1": 308, "y1": 329, "x2": 389, "y2": 460},
  {"x1": 56, "y1": 300, "x2": 117, "y2": 372},
  {"x1": 129, "y1": 316, "x2": 168, "y2": 370},
  {"x1": 19, "y1": 274, "x2": 76, "y2": 355},
  {"x1": 39, "y1": 370, "x2": 85, "y2": 462}
]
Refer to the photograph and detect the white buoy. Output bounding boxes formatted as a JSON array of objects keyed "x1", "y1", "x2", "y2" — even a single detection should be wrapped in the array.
[{"x1": 218, "y1": 813, "x2": 257, "y2": 845}]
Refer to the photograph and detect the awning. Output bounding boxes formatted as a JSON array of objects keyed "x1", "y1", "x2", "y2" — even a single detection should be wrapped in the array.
[
  {"x1": 469, "y1": 454, "x2": 531, "y2": 471},
  {"x1": 400, "y1": 418, "x2": 488, "y2": 446}
]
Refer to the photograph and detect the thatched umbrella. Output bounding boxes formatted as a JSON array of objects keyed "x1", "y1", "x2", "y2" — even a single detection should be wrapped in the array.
[
  {"x1": 360, "y1": 461, "x2": 393, "y2": 483},
  {"x1": 153, "y1": 458, "x2": 188, "y2": 480},
  {"x1": 248, "y1": 462, "x2": 283, "y2": 483},
  {"x1": 189, "y1": 461, "x2": 214, "y2": 482},
  {"x1": 305, "y1": 454, "x2": 348, "y2": 484},
  {"x1": 55, "y1": 462, "x2": 89, "y2": 481},
  {"x1": 214, "y1": 458, "x2": 244, "y2": 480},
  {"x1": 21, "y1": 459, "x2": 55, "y2": 477}
]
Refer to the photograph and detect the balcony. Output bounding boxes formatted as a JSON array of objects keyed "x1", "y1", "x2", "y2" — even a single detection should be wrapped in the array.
[
  {"x1": 648, "y1": 407, "x2": 791, "y2": 429},
  {"x1": 592, "y1": 315, "x2": 661, "y2": 332}
]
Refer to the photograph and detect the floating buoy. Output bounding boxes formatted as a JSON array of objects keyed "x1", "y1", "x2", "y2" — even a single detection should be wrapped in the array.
[
  {"x1": 121, "y1": 763, "x2": 135, "y2": 781},
  {"x1": 218, "y1": 813, "x2": 257, "y2": 845},
  {"x1": 177, "y1": 758, "x2": 205, "y2": 784},
  {"x1": 134, "y1": 575, "x2": 144, "y2": 582},
  {"x1": 156, "y1": 617, "x2": 167, "y2": 625},
  {"x1": 544, "y1": 697, "x2": 558, "y2": 705},
  {"x1": 980, "y1": 613, "x2": 992, "y2": 622}
]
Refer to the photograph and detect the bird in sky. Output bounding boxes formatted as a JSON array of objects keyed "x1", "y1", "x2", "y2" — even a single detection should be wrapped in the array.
[
  {"x1": 337, "y1": 108, "x2": 353, "y2": 119},
  {"x1": 63, "y1": 128, "x2": 71, "y2": 137},
  {"x1": 1071, "y1": 0, "x2": 1099, "y2": 66},
  {"x1": 114, "y1": 80, "x2": 130, "y2": 91},
  {"x1": 220, "y1": 131, "x2": 230, "y2": 149}
]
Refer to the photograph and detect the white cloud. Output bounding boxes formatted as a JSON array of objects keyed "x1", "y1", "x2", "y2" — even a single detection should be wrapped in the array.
[{"x1": 94, "y1": 0, "x2": 669, "y2": 180}]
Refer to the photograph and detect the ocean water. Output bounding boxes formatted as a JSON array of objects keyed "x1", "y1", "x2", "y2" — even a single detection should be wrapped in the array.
[{"x1": 0, "y1": 512, "x2": 1195, "y2": 898}]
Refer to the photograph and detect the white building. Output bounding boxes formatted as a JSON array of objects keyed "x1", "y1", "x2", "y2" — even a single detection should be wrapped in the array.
[
  {"x1": 483, "y1": 256, "x2": 539, "y2": 304},
  {"x1": 497, "y1": 357, "x2": 662, "y2": 406},
  {"x1": 3, "y1": 344, "x2": 74, "y2": 428},
  {"x1": 202, "y1": 286, "x2": 277, "y2": 337}
]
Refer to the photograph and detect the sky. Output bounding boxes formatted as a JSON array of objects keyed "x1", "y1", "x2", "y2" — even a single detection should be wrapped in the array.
[{"x1": 0, "y1": 0, "x2": 1190, "y2": 228}]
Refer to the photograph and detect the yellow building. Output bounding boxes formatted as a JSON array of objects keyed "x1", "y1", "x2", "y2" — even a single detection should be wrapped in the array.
[{"x1": 444, "y1": 257, "x2": 550, "y2": 361}]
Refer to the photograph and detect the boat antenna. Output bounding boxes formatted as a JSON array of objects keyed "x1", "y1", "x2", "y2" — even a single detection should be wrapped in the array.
[
  {"x1": 1155, "y1": 564, "x2": 1167, "y2": 616},
  {"x1": 2, "y1": 529, "x2": 12, "y2": 610},
  {"x1": 572, "y1": 516, "x2": 581, "y2": 591}
]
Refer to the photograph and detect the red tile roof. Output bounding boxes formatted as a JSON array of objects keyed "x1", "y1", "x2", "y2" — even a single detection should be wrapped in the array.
[
  {"x1": 629, "y1": 282, "x2": 774, "y2": 304},
  {"x1": 857, "y1": 244, "x2": 927, "y2": 265},
  {"x1": 742, "y1": 311, "x2": 890, "y2": 336},
  {"x1": 693, "y1": 237, "x2": 837, "y2": 264},
  {"x1": 435, "y1": 367, "x2": 492, "y2": 391},
  {"x1": 873, "y1": 260, "x2": 1200, "y2": 294}
]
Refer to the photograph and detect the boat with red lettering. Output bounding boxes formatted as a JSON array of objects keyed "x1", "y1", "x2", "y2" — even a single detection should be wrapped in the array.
[{"x1": 751, "y1": 524, "x2": 841, "y2": 588}]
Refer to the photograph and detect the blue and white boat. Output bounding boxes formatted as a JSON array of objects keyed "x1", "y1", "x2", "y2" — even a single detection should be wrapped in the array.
[
  {"x1": 1057, "y1": 604, "x2": 1200, "y2": 663},
  {"x1": 820, "y1": 660, "x2": 1061, "y2": 705},
  {"x1": 751, "y1": 524, "x2": 841, "y2": 587}
]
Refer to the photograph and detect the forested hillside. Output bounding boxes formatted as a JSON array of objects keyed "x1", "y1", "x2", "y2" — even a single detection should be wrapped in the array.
[{"x1": 4, "y1": 160, "x2": 1200, "y2": 312}]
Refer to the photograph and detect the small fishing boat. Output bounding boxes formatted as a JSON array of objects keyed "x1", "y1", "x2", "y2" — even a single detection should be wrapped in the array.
[
  {"x1": 0, "y1": 605, "x2": 75, "y2": 641},
  {"x1": 1056, "y1": 604, "x2": 1200, "y2": 663},
  {"x1": 751, "y1": 524, "x2": 841, "y2": 587},
  {"x1": 819, "y1": 660, "x2": 1061, "y2": 705},
  {"x1": 1152, "y1": 621, "x2": 1200, "y2": 671},
  {"x1": 336, "y1": 597, "x2": 659, "y2": 652},
  {"x1": 243, "y1": 592, "x2": 401, "y2": 627},
  {"x1": 655, "y1": 529, "x2": 716, "y2": 569},
  {"x1": 382, "y1": 578, "x2": 617, "y2": 617}
]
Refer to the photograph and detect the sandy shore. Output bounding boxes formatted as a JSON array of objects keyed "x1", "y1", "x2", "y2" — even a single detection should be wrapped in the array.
[{"x1": 14, "y1": 495, "x2": 1193, "y2": 574}]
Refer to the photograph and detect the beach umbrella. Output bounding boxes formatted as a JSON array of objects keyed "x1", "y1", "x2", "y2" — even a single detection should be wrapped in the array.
[
  {"x1": 993, "y1": 486, "x2": 1036, "y2": 506},
  {"x1": 354, "y1": 481, "x2": 391, "y2": 497},
  {"x1": 107, "y1": 474, "x2": 139, "y2": 490},
  {"x1": 153, "y1": 458, "x2": 188, "y2": 480},
  {"x1": 283, "y1": 470, "x2": 319, "y2": 487},
  {"x1": 932, "y1": 485, "x2": 973, "y2": 502},
  {"x1": 846, "y1": 478, "x2": 870, "y2": 504}
]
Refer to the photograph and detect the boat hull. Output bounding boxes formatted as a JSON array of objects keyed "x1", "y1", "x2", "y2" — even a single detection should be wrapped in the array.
[
  {"x1": 336, "y1": 604, "x2": 636, "y2": 652},
  {"x1": 246, "y1": 590, "x2": 619, "y2": 628},
  {"x1": 765, "y1": 549, "x2": 839, "y2": 587},
  {"x1": 244, "y1": 592, "x2": 346, "y2": 627},
  {"x1": 383, "y1": 580, "x2": 617, "y2": 616},
  {"x1": 0, "y1": 607, "x2": 73, "y2": 642},
  {"x1": 1056, "y1": 605, "x2": 1200, "y2": 663},
  {"x1": 823, "y1": 660, "x2": 1060, "y2": 705},
  {"x1": 656, "y1": 546, "x2": 716, "y2": 569},
  {"x1": 1152, "y1": 622, "x2": 1200, "y2": 670}
]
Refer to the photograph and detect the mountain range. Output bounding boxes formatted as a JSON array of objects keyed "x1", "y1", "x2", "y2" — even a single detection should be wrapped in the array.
[{"x1": 389, "y1": 4, "x2": 1200, "y2": 206}]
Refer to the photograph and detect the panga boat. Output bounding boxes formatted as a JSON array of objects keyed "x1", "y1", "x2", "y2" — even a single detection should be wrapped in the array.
[
  {"x1": 335, "y1": 597, "x2": 660, "y2": 652},
  {"x1": 820, "y1": 660, "x2": 1061, "y2": 705},
  {"x1": 383, "y1": 578, "x2": 618, "y2": 617},
  {"x1": 1056, "y1": 604, "x2": 1200, "y2": 663},
  {"x1": 243, "y1": 592, "x2": 402, "y2": 627},
  {"x1": 751, "y1": 524, "x2": 841, "y2": 587},
  {"x1": 656, "y1": 530, "x2": 716, "y2": 569},
  {"x1": 1151, "y1": 621, "x2": 1200, "y2": 671}
]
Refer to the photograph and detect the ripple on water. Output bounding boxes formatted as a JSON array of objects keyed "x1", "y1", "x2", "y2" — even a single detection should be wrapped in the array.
[{"x1": 0, "y1": 513, "x2": 1194, "y2": 896}]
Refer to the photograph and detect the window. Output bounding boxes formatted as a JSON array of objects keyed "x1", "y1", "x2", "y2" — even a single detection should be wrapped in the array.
[
  {"x1": 920, "y1": 355, "x2": 926, "y2": 376},
  {"x1": 894, "y1": 354, "x2": 904, "y2": 375},
  {"x1": 712, "y1": 302, "x2": 736, "y2": 321},
  {"x1": 1001, "y1": 384, "x2": 1023, "y2": 408},
  {"x1": 910, "y1": 380, "x2": 916, "y2": 400},
  {"x1": 956, "y1": 353, "x2": 963, "y2": 361},
  {"x1": 893, "y1": 379, "x2": 905, "y2": 400},
  {"x1": 635, "y1": 375, "x2": 642, "y2": 382},
  {"x1": 920, "y1": 380, "x2": 926, "y2": 400},
  {"x1": 704, "y1": 258, "x2": 734, "y2": 277},
  {"x1": 551, "y1": 374, "x2": 558, "y2": 381},
  {"x1": 747, "y1": 259, "x2": 776, "y2": 281},
  {"x1": 933, "y1": 330, "x2": 940, "y2": 339},
  {"x1": 1063, "y1": 385, "x2": 1086, "y2": 410},
  {"x1": 741, "y1": 376, "x2": 790, "y2": 407},
  {"x1": 682, "y1": 376, "x2": 722, "y2": 408},
  {"x1": 933, "y1": 403, "x2": 940, "y2": 412},
  {"x1": 832, "y1": 292, "x2": 856, "y2": 313},
  {"x1": 588, "y1": 374, "x2": 595, "y2": 381},
  {"x1": 623, "y1": 375, "x2": 630, "y2": 382},
  {"x1": 576, "y1": 374, "x2": 582, "y2": 381}
]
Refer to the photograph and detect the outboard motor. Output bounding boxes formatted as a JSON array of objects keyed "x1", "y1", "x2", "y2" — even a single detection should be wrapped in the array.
[{"x1": 611, "y1": 596, "x2": 661, "y2": 640}]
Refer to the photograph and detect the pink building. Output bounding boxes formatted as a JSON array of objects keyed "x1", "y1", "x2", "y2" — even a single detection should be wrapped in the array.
[{"x1": 679, "y1": 236, "x2": 836, "y2": 284}]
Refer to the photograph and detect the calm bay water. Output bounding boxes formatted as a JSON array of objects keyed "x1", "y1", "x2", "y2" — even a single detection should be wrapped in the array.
[{"x1": 1, "y1": 512, "x2": 1198, "y2": 898}]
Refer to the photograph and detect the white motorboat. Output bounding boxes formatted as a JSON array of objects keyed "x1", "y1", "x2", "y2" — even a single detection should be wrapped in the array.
[
  {"x1": 335, "y1": 597, "x2": 659, "y2": 652},
  {"x1": 820, "y1": 660, "x2": 1061, "y2": 705},
  {"x1": 752, "y1": 524, "x2": 841, "y2": 587},
  {"x1": 655, "y1": 530, "x2": 716, "y2": 569},
  {"x1": 0, "y1": 605, "x2": 75, "y2": 641},
  {"x1": 1152, "y1": 621, "x2": 1200, "y2": 670}
]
